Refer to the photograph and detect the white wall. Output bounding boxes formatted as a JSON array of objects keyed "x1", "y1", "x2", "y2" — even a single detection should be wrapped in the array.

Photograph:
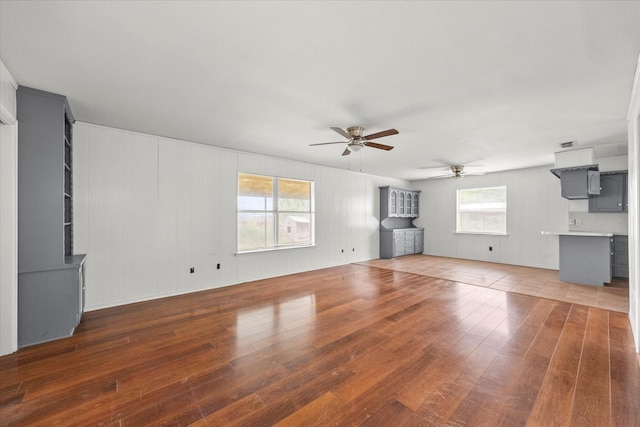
[
  {"x1": 74, "y1": 122, "x2": 409, "y2": 310},
  {"x1": 411, "y1": 166, "x2": 567, "y2": 269},
  {"x1": 0, "y1": 59, "x2": 18, "y2": 356},
  {"x1": 627, "y1": 53, "x2": 640, "y2": 352}
]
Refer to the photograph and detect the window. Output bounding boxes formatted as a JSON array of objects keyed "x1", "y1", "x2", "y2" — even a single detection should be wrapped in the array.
[
  {"x1": 456, "y1": 186, "x2": 507, "y2": 235},
  {"x1": 238, "y1": 173, "x2": 314, "y2": 252}
]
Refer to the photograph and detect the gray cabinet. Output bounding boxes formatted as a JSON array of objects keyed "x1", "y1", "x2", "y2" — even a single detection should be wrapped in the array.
[
  {"x1": 18, "y1": 258, "x2": 85, "y2": 347},
  {"x1": 17, "y1": 86, "x2": 86, "y2": 347},
  {"x1": 380, "y1": 186, "x2": 420, "y2": 219},
  {"x1": 558, "y1": 234, "x2": 611, "y2": 286},
  {"x1": 380, "y1": 228, "x2": 424, "y2": 259},
  {"x1": 550, "y1": 165, "x2": 600, "y2": 200},
  {"x1": 379, "y1": 186, "x2": 424, "y2": 259},
  {"x1": 589, "y1": 172, "x2": 627, "y2": 213},
  {"x1": 611, "y1": 235, "x2": 629, "y2": 278}
]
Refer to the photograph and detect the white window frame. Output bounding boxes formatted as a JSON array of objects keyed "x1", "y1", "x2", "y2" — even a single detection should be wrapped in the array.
[
  {"x1": 456, "y1": 186, "x2": 508, "y2": 235},
  {"x1": 237, "y1": 173, "x2": 315, "y2": 253}
]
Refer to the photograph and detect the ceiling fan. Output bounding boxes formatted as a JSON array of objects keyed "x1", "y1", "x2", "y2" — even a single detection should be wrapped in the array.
[
  {"x1": 431, "y1": 165, "x2": 485, "y2": 179},
  {"x1": 310, "y1": 126, "x2": 398, "y2": 156}
]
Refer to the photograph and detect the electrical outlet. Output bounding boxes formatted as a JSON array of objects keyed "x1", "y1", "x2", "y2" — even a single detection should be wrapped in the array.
[
  {"x1": 190, "y1": 267, "x2": 195, "y2": 274},
  {"x1": 575, "y1": 219, "x2": 581, "y2": 226},
  {"x1": 217, "y1": 263, "x2": 220, "y2": 270},
  {"x1": 489, "y1": 246, "x2": 493, "y2": 251}
]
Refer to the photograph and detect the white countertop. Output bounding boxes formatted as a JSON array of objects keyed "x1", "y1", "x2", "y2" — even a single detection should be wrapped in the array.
[{"x1": 541, "y1": 231, "x2": 613, "y2": 237}]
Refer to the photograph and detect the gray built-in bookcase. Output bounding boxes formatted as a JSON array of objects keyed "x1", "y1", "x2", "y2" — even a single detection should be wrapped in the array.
[{"x1": 17, "y1": 87, "x2": 86, "y2": 347}]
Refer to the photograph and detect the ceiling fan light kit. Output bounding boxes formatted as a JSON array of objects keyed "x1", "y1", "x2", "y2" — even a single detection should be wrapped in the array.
[
  {"x1": 347, "y1": 143, "x2": 362, "y2": 152},
  {"x1": 310, "y1": 126, "x2": 398, "y2": 156}
]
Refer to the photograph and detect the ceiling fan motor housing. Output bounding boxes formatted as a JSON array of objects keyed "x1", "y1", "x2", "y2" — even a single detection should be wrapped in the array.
[{"x1": 347, "y1": 126, "x2": 365, "y2": 138}]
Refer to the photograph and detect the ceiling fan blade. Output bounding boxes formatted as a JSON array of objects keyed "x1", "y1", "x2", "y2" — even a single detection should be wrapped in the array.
[
  {"x1": 330, "y1": 127, "x2": 351, "y2": 139},
  {"x1": 364, "y1": 141, "x2": 394, "y2": 151},
  {"x1": 342, "y1": 148, "x2": 351, "y2": 156},
  {"x1": 364, "y1": 128, "x2": 399, "y2": 140},
  {"x1": 309, "y1": 141, "x2": 346, "y2": 146}
]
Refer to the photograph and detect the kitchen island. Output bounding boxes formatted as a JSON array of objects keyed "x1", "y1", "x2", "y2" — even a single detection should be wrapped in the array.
[{"x1": 541, "y1": 231, "x2": 613, "y2": 286}]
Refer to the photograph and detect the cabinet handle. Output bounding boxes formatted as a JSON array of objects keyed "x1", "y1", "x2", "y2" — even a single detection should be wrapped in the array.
[{"x1": 618, "y1": 203, "x2": 622, "y2": 206}]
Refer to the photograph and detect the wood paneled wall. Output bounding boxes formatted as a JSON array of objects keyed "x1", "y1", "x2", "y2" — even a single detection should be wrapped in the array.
[
  {"x1": 412, "y1": 166, "x2": 568, "y2": 269},
  {"x1": 73, "y1": 122, "x2": 409, "y2": 311}
]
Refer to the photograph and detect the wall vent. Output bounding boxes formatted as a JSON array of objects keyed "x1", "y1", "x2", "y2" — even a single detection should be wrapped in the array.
[{"x1": 560, "y1": 141, "x2": 574, "y2": 148}]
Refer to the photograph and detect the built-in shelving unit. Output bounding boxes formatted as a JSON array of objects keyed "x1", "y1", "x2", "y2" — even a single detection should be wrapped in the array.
[
  {"x1": 17, "y1": 86, "x2": 86, "y2": 348},
  {"x1": 64, "y1": 112, "x2": 73, "y2": 256}
]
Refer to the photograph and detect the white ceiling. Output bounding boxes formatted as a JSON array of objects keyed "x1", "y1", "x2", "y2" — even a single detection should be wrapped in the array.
[{"x1": 1, "y1": 1, "x2": 639, "y2": 180}]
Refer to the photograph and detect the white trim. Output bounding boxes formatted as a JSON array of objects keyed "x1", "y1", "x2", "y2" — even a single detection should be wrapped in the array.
[
  {"x1": 626, "y1": 52, "x2": 640, "y2": 353},
  {"x1": 0, "y1": 104, "x2": 16, "y2": 126},
  {"x1": 0, "y1": 60, "x2": 18, "y2": 89},
  {"x1": 0, "y1": 60, "x2": 17, "y2": 125},
  {"x1": 0, "y1": 58, "x2": 18, "y2": 356},
  {"x1": 628, "y1": 53, "x2": 640, "y2": 120},
  {"x1": 0, "y1": 121, "x2": 18, "y2": 356}
]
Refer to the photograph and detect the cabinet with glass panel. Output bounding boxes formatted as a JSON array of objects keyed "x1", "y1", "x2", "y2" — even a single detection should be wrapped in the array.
[
  {"x1": 379, "y1": 186, "x2": 423, "y2": 259},
  {"x1": 382, "y1": 186, "x2": 420, "y2": 219}
]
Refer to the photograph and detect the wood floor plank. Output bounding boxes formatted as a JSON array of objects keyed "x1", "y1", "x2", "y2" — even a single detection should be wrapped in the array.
[
  {"x1": 526, "y1": 304, "x2": 589, "y2": 426},
  {"x1": 569, "y1": 308, "x2": 612, "y2": 426},
  {"x1": 0, "y1": 261, "x2": 637, "y2": 426},
  {"x1": 608, "y1": 311, "x2": 640, "y2": 425}
]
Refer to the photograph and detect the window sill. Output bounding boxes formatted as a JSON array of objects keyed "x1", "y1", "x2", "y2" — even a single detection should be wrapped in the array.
[
  {"x1": 455, "y1": 232, "x2": 509, "y2": 236},
  {"x1": 236, "y1": 243, "x2": 316, "y2": 255}
]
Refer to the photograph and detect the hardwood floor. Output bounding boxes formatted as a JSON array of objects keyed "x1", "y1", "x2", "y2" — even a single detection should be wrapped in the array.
[{"x1": 1, "y1": 261, "x2": 639, "y2": 426}]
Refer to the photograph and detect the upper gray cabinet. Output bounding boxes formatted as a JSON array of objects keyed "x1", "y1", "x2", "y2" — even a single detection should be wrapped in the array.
[
  {"x1": 380, "y1": 186, "x2": 421, "y2": 219},
  {"x1": 18, "y1": 86, "x2": 76, "y2": 270},
  {"x1": 550, "y1": 165, "x2": 600, "y2": 200},
  {"x1": 589, "y1": 171, "x2": 628, "y2": 213}
]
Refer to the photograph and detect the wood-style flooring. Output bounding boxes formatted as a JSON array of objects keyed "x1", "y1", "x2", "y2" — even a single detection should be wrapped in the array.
[
  {"x1": 1, "y1": 260, "x2": 639, "y2": 426},
  {"x1": 360, "y1": 255, "x2": 629, "y2": 313}
]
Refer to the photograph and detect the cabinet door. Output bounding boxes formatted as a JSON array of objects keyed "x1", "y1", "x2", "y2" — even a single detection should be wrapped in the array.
[
  {"x1": 415, "y1": 230, "x2": 424, "y2": 254},
  {"x1": 393, "y1": 231, "x2": 406, "y2": 256},
  {"x1": 398, "y1": 192, "x2": 405, "y2": 216},
  {"x1": 404, "y1": 231, "x2": 415, "y2": 254},
  {"x1": 412, "y1": 193, "x2": 419, "y2": 217},
  {"x1": 389, "y1": 190, "x2": 397, "y2": 217},
  {"x1": 405, "y1": 192, "x2": 412, "y2": 217},
  {"x1": 589, "y1": 174, "x2": 625, "y2": 212}
]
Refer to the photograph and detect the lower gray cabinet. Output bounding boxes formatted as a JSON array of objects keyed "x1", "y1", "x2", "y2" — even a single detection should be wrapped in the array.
[
  {"x1": 380, "y1": 228, "x2": 424, "y2": 259},
  {"x1": 559, "y1": 235, "x2": 611, "y2": 286},
  {"x1": 612, "y1": 235, "x2": 629, "y2": 279},
  {"x1": 18, "y1": 255, "x2": 85, "y2": 347}
]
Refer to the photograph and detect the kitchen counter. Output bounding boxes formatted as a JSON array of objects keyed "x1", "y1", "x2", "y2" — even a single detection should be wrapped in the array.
[
  {"x1": 542, "y1": 232, "x2": 611, "y2": 286},
  {"x1": 541, "y1": 231, "x2": 613, "y2": 237}
]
